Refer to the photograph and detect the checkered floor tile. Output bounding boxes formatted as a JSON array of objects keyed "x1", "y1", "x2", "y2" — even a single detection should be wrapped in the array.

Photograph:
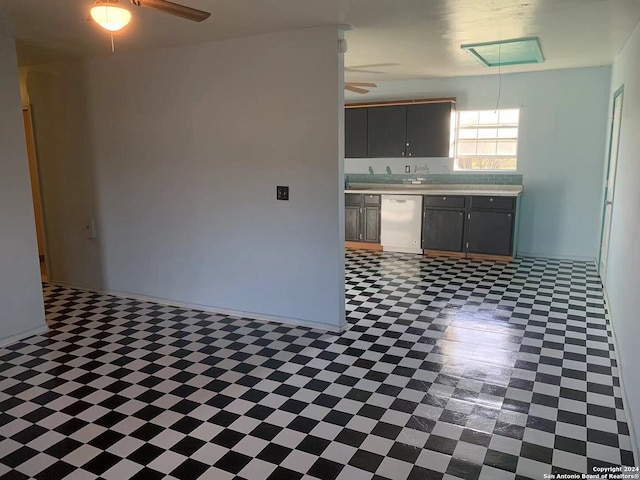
[{"x1": 0, "y1": 250, "x2": 634, "y2": 480}]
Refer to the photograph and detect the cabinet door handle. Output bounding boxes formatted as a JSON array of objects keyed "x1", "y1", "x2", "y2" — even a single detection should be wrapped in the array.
[
  {"x1": 408, "y1": 152, "x2": 412, "y2": 157},
  {"x1": 401, "y1": 151, "x2": 405, "y2": 156},
  {"x1": 508, "y1": 214, "x2": 512, "y2": 218},
  {"x1": 406, "y1": 142, "x2": 410, "y2": 147},
  {"x1": 489, "y1": 198, "x2": 494, "y2": 202},
  {"x1": 459, "y1": 212, "x2": 463, "y2": 216}
]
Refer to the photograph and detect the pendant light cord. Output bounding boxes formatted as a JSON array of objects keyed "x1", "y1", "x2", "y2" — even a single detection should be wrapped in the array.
[
  {"x1": 495, "y1": 44, "x2": 502, "y2": 112},
  {"x1": 111, "y1": 33, "x2": 115, "y2": 53}
]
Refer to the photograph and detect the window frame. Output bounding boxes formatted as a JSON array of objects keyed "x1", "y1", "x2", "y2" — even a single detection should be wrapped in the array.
[{"x1": 453, "y1": 108, "x2": 520, "y2": 172}]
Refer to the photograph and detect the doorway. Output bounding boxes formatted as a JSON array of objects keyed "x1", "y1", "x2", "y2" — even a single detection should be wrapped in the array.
[
  {"x1": 22, "y1": 106, "x2": 48, "y2": 282},
  {"x1": 599, "y1": 85, "x2": 624, "y2": 281}
]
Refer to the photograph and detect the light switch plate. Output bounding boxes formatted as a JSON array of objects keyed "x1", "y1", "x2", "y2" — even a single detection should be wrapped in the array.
[{"x1": 277, "y1": 185, "x2": 289, "y2": 201}]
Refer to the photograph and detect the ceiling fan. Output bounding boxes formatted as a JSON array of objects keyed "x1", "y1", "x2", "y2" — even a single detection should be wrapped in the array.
[
  {"x1": 130, "y1": 0, "x2": 210, "y2": 22},
  {"x1": 345, "y1": 82, "x2": 378, "y2": 94},
  {"x1": 90, "y1": 0, "x2": 211, "y2": 32}
]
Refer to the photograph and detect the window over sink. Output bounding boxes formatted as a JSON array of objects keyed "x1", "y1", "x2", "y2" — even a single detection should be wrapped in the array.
[{"x1": 454, "y1": 109, "x2": 519, "y2": 171}]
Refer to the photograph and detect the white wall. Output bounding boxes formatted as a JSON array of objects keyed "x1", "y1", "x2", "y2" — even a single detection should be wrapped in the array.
[
  {"x1": 604, "y1": 19, "x2": 640, "y2": 448},
  {"x1": 73, "y1": 27, "x2": 344, "y2": 330},
  {"x1": 345, "y1": 68, "x2": 611, "y2": 260},
  {"x1": 0, "y1": 35, "x2": 45, "y2": 343}
]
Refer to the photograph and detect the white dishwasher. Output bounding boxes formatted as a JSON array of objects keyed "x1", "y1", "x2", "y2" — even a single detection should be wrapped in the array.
[{"x1": 380, "y1": 195, "x2": 423, "y2": 254}]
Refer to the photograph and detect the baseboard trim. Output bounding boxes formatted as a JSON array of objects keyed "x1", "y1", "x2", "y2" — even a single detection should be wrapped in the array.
[
  {"x1": 423, "y1": 250, "x2": 513, "y2": 262},
  {"x1": 516, "y1": 251, "x2": 597, "y2": 263},
  {"x1": 50, "y1": 281, "x2": 346, "y2": 334},
  {"x1": 345, "y1": 241, "x2": 383, "y2": 251},
  {"x1": 466, "y1": 253, "x2": 513, "y2": 262},
  {"x1": 382, "y1": 246, "x2": 423, "y2": 254},
  {"x1": 602, "y1": 286, "x2": 640, "y2": 466},
  {"x1": 0, "y1": 325, "x2": 48, "y2": 348},
  {"x1": 423, "y1": 249, "x2": 467, "y2": 259}
]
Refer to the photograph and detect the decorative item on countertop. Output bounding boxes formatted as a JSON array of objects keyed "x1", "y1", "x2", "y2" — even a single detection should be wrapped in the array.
[
  {"x1": 386, "y1": 166, "x2": 392, "y2": 174},
  {"x1": 344, "y1": 175, "x2": 350, "y2": 190},
  {"x1": 368, "y1": 166, "x2": 374, "y2": 174}
]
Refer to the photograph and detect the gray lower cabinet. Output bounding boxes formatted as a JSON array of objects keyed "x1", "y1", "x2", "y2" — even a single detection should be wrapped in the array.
[
  {"x1": 422, "y1": 195, "x2": 466, "y2": 252},
  {"x1": 345, "y1": 194, "x2": 381, "y2": 243},
  {"x1": 422, "y1": 209, "x2": 465, "y2": 252},
  {"x1": 467, "y1": 196, "x2": 516, "y2": 256},
  {"x1": 345, "y1": 205, "x2": 360, "y2": 241},
  {"x1": 347, "y1": 192, "x2": 517, "y2": 255},
  {"x1": 467, "y1": 210, "x2": 514, "y2": 256},
  {"x1": 421, "y1": 194, "x2": 517, "y2": 256},
  {"x1": 363, "y1": 206, "x2": 381, "y2": 242}
]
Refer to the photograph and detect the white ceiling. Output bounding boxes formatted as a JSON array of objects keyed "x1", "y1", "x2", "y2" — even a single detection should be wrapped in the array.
[{"x1": 3, "y1": 0, "x2": 640, "y2": 80}]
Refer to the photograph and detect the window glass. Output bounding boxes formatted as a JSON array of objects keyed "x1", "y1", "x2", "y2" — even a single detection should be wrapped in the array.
[{"x1": 455, "y1": 109, "x2": 519, "y2": 171}]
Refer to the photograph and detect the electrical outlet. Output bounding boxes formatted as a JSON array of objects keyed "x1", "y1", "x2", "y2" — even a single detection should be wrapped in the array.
[
  {"x1": 405, "y1": 165, "x2": 411, "y2": 173},
  {"x1": 276, "y1": 185, "x2": 289, "y2": 201}
]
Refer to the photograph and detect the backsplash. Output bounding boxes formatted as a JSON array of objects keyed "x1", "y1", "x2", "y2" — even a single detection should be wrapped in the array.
[{"x1": 345, "y1": 173, "x2": 523, "y2": 185}]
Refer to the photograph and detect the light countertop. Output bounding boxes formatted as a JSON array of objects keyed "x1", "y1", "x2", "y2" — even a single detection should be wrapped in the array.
[{"x1": 345, "y1": 183, "x2": 523, "y2": 197}]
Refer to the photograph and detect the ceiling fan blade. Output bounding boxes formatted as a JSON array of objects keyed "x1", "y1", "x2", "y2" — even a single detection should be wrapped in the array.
[
  {"x1": 345, "y1": 82, "x2": 377, "y2": 88},
  {"x1": 345, "y1": 63, "x2": 400, "y2": 75},
  {"x1": 345, "y1": 85, "x2": 369, "y2": 94},
  {"x1": 132, "y1": 0, "x2": 211, "y2": 22}
]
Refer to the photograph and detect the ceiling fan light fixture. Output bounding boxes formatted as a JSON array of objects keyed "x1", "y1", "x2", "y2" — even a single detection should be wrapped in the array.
[{"x1": 91, "y1": 0, "x2": 132, "y2": 32}]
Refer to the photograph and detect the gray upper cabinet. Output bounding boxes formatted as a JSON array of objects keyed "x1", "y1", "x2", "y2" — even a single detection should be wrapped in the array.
[
  {"x1": 346, "y1": 100, "x2": 455, "y2": 158},
  {"x1": 345, "y1": 108, "x2": 368, "y2": 158},
  {"x1": 367, "y1": 105, "x2": 407, "y2": 158},
  {"x1": 406, "y1": 103, "x2": 453, "y2": 158}
]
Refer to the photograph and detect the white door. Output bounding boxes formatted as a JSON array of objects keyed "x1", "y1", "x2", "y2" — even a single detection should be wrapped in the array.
[{"x1": 599, "y1": 87, "x2": 624, "y2": 280}]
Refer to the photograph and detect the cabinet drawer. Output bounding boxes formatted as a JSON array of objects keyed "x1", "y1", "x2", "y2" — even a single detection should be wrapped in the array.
[
  {"x1": 345, "y1": 193, "x2": 362, "y2": 206},
  {"x1": 471, "y1": 196, "x2": 515, "y2": 211},
  {"x1": 363, "y1": 194, "x2": 381, "y2": 205},
  {"x1": 424, "y1": 195, "x2": 465, "y2": 209}
]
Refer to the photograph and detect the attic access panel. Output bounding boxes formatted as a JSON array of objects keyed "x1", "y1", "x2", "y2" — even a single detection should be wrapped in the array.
[{"x1": 461, "y1": 37, "x2": 544, "y2": 67}]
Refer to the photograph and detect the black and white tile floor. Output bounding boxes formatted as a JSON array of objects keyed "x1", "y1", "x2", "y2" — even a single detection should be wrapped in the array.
[{"x1": 0, "y1": 250, "x2": 635, "y2": 480}]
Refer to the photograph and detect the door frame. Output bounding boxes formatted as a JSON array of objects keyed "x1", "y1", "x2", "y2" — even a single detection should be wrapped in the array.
[
  {"x1": 22, "y1": 105, "x2": 51, "y2": 281},
  {"x1": 598, "y1": 85, "x2": 624, "y2": 279}
]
